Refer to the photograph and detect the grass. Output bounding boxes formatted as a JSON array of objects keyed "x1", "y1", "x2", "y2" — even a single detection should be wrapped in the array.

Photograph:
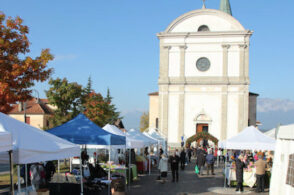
[{"x1": 0, "y1": 172, "x2": 17, "y2": 188}]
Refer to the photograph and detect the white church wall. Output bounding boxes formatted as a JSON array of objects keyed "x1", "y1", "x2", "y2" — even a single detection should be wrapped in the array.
[
  {"x1": 184, "y1": 89, "x2": 222, "y2": 140},
  {"x1": 168, "y1": 94, "x2": 179, "y2": 144},
  {"x1": 185, "y1": 44, "x2": 222, "y2": 77},
  {"x1": 228, "y1": 45, "x2": 240, "y2": 77},
  {"x1": 171, "y1": 14, "x2": 240, "y2": 32},
  {"x1": 226, "y1": 91, "x2": 239, "y2": 139},
  {"x1": 168, "y1": 47, "x2": 180, "y2": 77}
]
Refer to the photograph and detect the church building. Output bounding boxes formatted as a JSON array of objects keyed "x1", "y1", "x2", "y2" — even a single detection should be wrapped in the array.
[{"x1": 148, "y1": 0, "x2": 258, "y2": 147}]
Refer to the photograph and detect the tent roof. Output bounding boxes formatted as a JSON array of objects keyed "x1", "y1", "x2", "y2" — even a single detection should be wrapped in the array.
[
  {"x1": 264, "y1": 128, "x2": 276, "y2": 139},
  {"x1": 103, "y1": 124, "x2": 146, "y2": 149},
  {"x1": 0, "y1": 112, "x2": 80, "y2": 164},
  {"x1": 277, "y1": 124, "x2": 294, "y2": 140},
  {"x1": 220, "y1": 126, "x2": 276, "y2": 151},
  {"x1": 128, "y1": 129, "x2": 157, "y2": 147},
  {"x1": 47, "y1": 114, "x2": 125, "y2": 146},
  {"x1": 0, "y1": 131, "x2": 12, "y2": 153},
  {"x1": 145, "y1": 128, "x2": 166, "y2": 141}
]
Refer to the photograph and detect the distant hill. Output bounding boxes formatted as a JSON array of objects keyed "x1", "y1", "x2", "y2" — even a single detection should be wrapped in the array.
[
  {"x1": 121, "y1": 98, "x2": 294, "y2": 131},
  {"x1": 257, "y1": 98, "x2": 294, "y2": 130}
]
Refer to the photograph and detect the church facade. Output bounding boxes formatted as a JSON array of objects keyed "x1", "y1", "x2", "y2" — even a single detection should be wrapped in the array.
[{"x1": 148, "y1": 1, "x2": 258, "y2": 147}]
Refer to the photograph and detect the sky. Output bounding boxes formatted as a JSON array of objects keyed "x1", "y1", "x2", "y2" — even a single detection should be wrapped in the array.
[{"x1": 2, "y1": 0, "x2": 294, "y2": 115}]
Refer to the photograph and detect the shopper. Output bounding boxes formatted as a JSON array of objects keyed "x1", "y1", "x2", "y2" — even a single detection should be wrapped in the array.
[
  {"x1": 158, "y1": 154, "x2": 168, "y2": 184},
  {"x1": 255, "y1": 155, "x2": 267, "y2": 193},
  {"x1": 196, "y1": 147, "x2": 206, "y2": 175},
  {"x1": 235, "y1": 155, "x2": 246, "y2": 192},
  {"x1": 206, "y1": 150, "x2": 215, "y2": 175},
  {"x1": 170, "y1": 151, "x2": 180, "y2": 182},
  {"x1": 180, "y1": 149, "x2": 186, "y2": 170}
]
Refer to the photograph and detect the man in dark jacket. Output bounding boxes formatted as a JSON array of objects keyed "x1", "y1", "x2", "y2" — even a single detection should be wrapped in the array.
[
  {"x1": 170, "y1": 151, "x2": 180, "y2": 182},
  {"x1": 180, "y1": 149, "x2": 186, "y2": 170},
  {"x1": 206, "y1": 150, "x2": 215, "y2": 175},
  {"x1": 235, "y1": 155, "x2": 246, "y2": 192},
  {"x1": 196, "y1": 147, "x2": 206, "y2": 175}
]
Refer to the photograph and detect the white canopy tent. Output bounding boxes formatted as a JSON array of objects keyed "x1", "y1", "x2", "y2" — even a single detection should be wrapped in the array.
[
  {"x1": 0, "y1": 112, "x2": 80, "y2": 164},
  {"x1": 0, "y1": 131, "x2": 12, "y2": 153},
  {"x1": 143, "y1": 128, "x2": 167, "y2": 153},
  {"x1": 264, "y1": 128, "x2": 276, "y2": 139},
  {"x1": 128, "y1": 129, "x2": 157, "y2": 147},
  {"x1": 270, "y1": 124, "x2": 294, "y2": 195},
  {"x1": 218, "y1": 126, "x2": 276, "y2": 151}
]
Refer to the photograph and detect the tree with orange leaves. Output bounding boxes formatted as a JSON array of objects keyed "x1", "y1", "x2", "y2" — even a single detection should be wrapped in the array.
[{"x1": 0, "y1": 12, "x2": 53, "y2": 113}]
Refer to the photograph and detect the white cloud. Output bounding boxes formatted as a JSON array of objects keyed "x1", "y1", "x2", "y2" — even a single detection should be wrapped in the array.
[
  {"x1": 54, "y1": 54, "x2": 77, "y2": 61},
  {"x1": 257, "y1": 98, "x2": 294, "y2": 112}
]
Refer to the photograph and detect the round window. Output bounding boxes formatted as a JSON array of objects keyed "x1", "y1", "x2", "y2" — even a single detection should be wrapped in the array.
[{"x1": 196, "y1": 57, "x2": 210, "y2": 72}]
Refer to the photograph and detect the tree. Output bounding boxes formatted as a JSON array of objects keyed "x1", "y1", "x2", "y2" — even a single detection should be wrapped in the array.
[
  {"x1": 83, "y1": 91, "x2": 120, "y2": 127},
  {"x1": 46, "y1": 78, "x2": 83, "y2": 128},
  {"x1": 104, "y1": 88, "x2": 120, "y2": 123},
  {"x1": 140, "y1": 112, "x2": 149, "y2": 132},
  {"x1": 84, "y1": 76, "x2": 92, "y2": 95},
  {"x1": 0, "y1": 12, "x2": 53, "y2": 113}
]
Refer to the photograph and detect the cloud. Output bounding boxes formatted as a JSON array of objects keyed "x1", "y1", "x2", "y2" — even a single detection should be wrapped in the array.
[
  {"x1": 257, "y1": 98, "x2": 294, "y2": 112},
  {"x1": 54, "y1": 54, "x2": 77, "y2": 61}
]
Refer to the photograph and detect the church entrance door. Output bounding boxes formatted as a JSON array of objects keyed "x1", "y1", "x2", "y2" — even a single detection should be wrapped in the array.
[{"x1": 196, "y1": 124, "x2": 209, "y2": 146}]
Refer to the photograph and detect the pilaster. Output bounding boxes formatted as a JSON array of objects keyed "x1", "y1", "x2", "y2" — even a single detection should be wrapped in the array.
[
  {"x1": 159, "y1": 85, "x2": 169, "y2": 140},
  {"x1": 222, "y1": 44, "x2": 230, "y2": 82},
  {"x1": 179, "y1": 46, "x2": 187, "y2": 83},
  {"x1": 177, "y1": 86, "x2": 185, "y2": 143},
  {"x1": 221, "y1": 86, "x2": 228, "y2": 140},
  {"x1": 159, "y1": 45, "x2": 171, "y2": 84},
  {"x1": 244, "y1": 37, "x2": 250, "y2": 83},
  {"x1": 238, "y1": 44, "x2": 247, "y2": 82}
]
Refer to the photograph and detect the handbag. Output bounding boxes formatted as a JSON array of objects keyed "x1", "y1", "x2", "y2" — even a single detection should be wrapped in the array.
[{"x1": 195, "y1": 165, "x2": 199, "y2": 174}]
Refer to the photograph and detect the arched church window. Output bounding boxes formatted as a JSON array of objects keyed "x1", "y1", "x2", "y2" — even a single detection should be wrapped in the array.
[{"x1": 198, "y1": 25, "x2": 210, "y2": 32}]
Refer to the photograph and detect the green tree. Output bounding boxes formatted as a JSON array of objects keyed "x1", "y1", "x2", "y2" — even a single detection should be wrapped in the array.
[
  {"x1": 46, "y1": 78, "x2": 83, "y2": 128},
  {"x1": 83, "y1": 91, "x2": 120, "y2": 127},
  {"x1": 84, "y1": 76, "x2": 92, "y2": 95},
  {"x1": 140, "y1": 112, "x2": 149, "y2": 132},
  {"x1": 0, "y1": 12, "x2": 53, "y2": 112}
]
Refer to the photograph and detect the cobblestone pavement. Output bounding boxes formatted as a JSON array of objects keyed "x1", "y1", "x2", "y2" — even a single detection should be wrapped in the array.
[{"x1": 129, "y1": 158, "x2": 269, "y2": 195}]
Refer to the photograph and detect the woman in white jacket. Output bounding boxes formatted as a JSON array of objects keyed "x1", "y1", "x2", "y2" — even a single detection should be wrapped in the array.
[{"x1": 158, "y1": 154, "x2": 168, "y2": 183}]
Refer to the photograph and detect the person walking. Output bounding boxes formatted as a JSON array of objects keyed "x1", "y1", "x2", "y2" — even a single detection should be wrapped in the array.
[
  {"x1": 196, "y1": 147, "x2": 206, "y2": 175},
  {"x1": 255, "y1": 155, "x2": 267, "y2": 193},
  {"x1": 180, "y1": 149, "x2": 186, "y2": 170},
  {"x1": 158, "y1": 154, "x2": 168, "y2": 183},
  {"x1": 206, "y1": 149, "x2": 215, "y2": 175},
  {"x1": 235, "y1": 155, "x2": 246, "y2": 193},
  {"x1": 188, "y1": 147, "x2": 192, "y2": 163},
  {"x1": 170, "y1": 151, "x2": 180, "y2": 182}
]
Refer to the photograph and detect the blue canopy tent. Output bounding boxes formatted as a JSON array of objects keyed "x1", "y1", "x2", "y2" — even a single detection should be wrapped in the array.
[
  {"x1": 47, "y1": 114, "x2": 126, "y2": 195},
  {"x1": 47, "y1": 114, "x2": 125, "y2": 146}
]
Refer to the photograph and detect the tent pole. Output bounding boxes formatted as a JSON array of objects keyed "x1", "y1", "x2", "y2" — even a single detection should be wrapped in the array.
[
  {"x1": 223, "y1": 148, "x2": 227, "y2": 188},
  {"x1": 25, "y1": 164, "x2": 28, "y2": 194},
  {"x1": 17, "y1": 165, "x2": 21, "y2": 193},
  {"x1": 80, "y1": 153, "x2": 84, "y2": 195},
  {"x1": 70, "y1": 157, "x2": 72, "y2": 172},
  {"x1": 149, "y1": 146, "x2": 151, "y2": 175},
  {"x1": 128, "y1": 149, "x2": 131, "y2": 190},
  {"x1": 108, "y1": 145, "x2": 111, "y2": 195},
  {"x1": 9, "y1": 151, "x2": 14, "y2": 195}
]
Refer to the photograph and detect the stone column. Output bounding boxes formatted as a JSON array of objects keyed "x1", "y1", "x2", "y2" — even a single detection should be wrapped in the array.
[
  {"x1": 221, "y1": 86, "x2": 228, "y2": 140},
  {"x1": 239, "y1": 44, "x2": 247, "y2": 82},
  {"x1": 159, "y1": 85, "x2": 169, "y2": 140},
  {"x1": 178, "y1": 86, "x2": 185, "y2": 143},
  {"x1": 159, "y1": 45, "x2": 171, "y2": 84},
  {"x1": 222, "y1": 44, "x2": 230, "y2": 79},
  {"x1": 179, "y1": 46, "x2": 187, "y2": 83}
]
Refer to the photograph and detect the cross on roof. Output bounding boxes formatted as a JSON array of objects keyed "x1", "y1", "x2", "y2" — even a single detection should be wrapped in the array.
[{"x1": 202, "y1": 0, "x2": 206, "y2": 9}]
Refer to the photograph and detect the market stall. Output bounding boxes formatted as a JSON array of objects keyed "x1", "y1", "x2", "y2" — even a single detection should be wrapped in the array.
[
  {"x1": 0, "y1": 112, "x2": 80, "y2": 195},
  {"x1": 47, "y1": 114, "x2": 126, "y2": 195},
  {"x1": 219, "y1": 126, "x2": 276, "y2": 188}
]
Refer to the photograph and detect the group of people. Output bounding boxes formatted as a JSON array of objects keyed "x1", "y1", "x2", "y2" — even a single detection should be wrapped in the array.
[
  {"x1": 158, "y1": 147, "x2": 193, "y2": 183},
  {"x1": 233, "y1": 152, "x2": 268, "y2": 193}
]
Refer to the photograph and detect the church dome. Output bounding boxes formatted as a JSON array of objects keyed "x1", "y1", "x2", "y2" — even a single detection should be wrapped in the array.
[{"x1": 164, "y1": 9, "x2": 245, "y2": 33}]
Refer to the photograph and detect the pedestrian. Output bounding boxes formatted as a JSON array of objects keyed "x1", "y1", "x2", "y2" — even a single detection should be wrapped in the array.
[
  {"x1": 30, "y1": 162, "x2": 46, "y2": 190},
  {"x1": 180, "y1": 149, "x2": 186, "y2": 170},
  {"x1": 235, "y1": 155, "x2": 246, "y2": 193},
  {"x1": 254, "y1": 155, "x2": 267, "y2": 193},
  {"x1": 158, "y1": 154, "x2": 168, "y2": 184},
  {"x1": 188, "y1": 147, "x2": 192, "y2": 163},
  {"x1": 196, "y1": 147, "x2": 206, "y2": 175},
  {"x1": 170, "y1": 151, "x2": 180, "y2": 182},
  {"x1": 206, "y1": 149, "x2": 215, "y2": 175}
]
